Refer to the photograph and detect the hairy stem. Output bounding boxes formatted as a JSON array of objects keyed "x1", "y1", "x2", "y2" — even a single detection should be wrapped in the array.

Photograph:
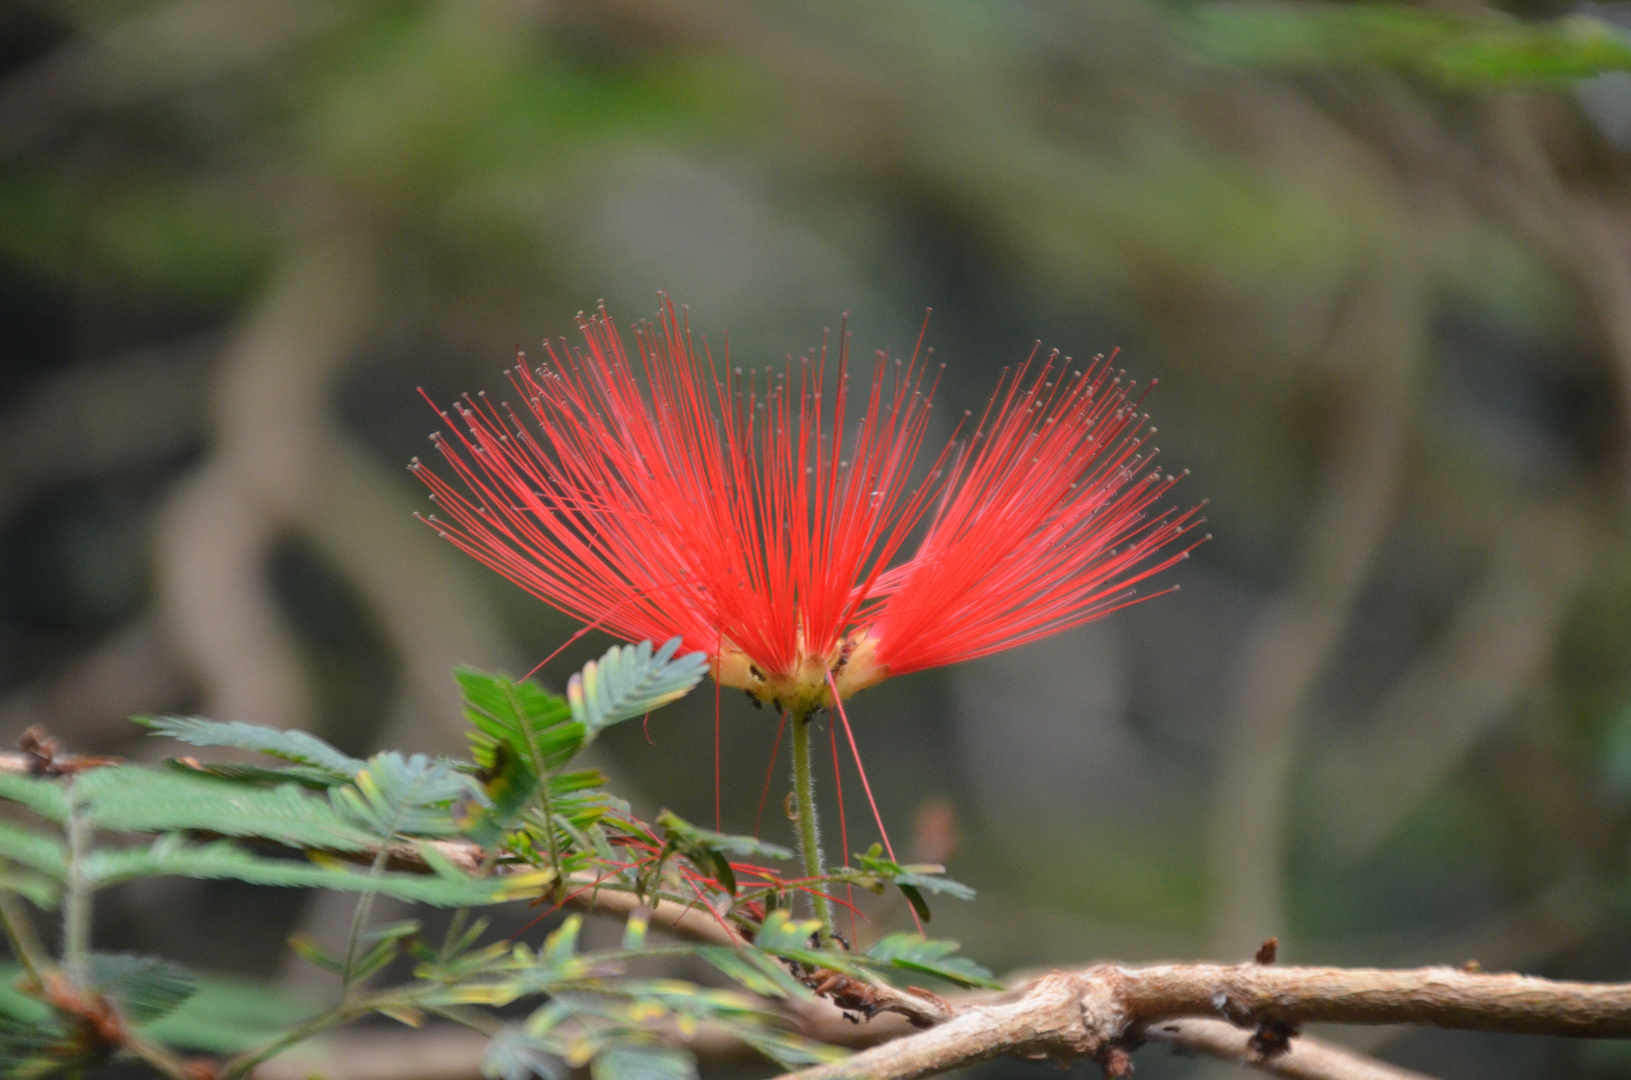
[
  {"x1": 126, "y1": 1032, "x2": 200, "y2": 1080},
  {"x1": 439, "y1": 846, "x2": 504, "y2": 960},
  {"x1": 61, "y1": 786, "x2": 92, "y2": 985},
  {"x1": 217, "y1": 992, "x2": 401, "y2": 1080},
  {"x1": 790, "y1": 711, "x2": 834, "y2": 942},
  {"x1": 340, "y1": 848, "x2": 390, "y2": 997}
]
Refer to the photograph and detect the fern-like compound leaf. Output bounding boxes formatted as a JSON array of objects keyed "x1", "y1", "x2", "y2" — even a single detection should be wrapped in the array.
[
  {"x1": 330, "y1": 752, "x2": 474, "y2": 839},
  {"x1": 85, "y1": 954, "x2": 196, "y2": 1023},
  {"x1": 456, "y1": 668, "x2": 582, "y2": 776},
  {"x1": 74, "y1": 767, "x2": 377, "y2": 851},
  {"x1": 0, "y1": 773, "x2": 68, "y2": 822},
  {"x1": 568, "y1": 638, "x2": 708, "y2": 735},
  {"x1": 81, "y1": 835, "x2": 543, "y2": 905},
  {"x1": 138, "y1": 716, "x2": 363, "y2": 781},
  {"x1": 0, "y1": 821, "x2": 66, "y2": 879},
  {"x1": 863, "y1": 933, "x2": 1001, "y2": 989}
]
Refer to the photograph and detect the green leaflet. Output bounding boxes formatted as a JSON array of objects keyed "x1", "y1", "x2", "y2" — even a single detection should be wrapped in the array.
[
  {"x1": 331, "y1": 752, "x2": 473, "y2": 839},
  {"x1": 457, "y1": 668, "x2": 583, "y2": 777},
  {"x1": 696, "y1": 947, "x2": 813, "y2": 1001},
  {"x1": 0, "y1": 821, "x2": 66, "y2": 879},
  {"x1": 0, "y1": 1017, "x2": 63, "y2": 1079},
  {"x1": 139, "y1": 974, "x2": 321, "y2": 1054},
  {"x1": 137, "y1": 716, "x2": 364, "y2": 780},
  {"x1": 748, "y1": 911, "x2": 866, "y2": 977},
  {"x1": 1189, "y1": 3, "x2": 1631, "y2": 87},
  {"x1": 751, "y1": 910, "x2": 823, "y2": 953},
  {"x1": 0, "y1": 773, "x2": 68, "y2": 822},
  {"x1": 84, "y1": 954, "x2": 195, "y2": 1023},
  {"x1": 863, "y1": 934, "x2": 1001, "y2": 989},
  {"x1": 731, "y1": 1028, "x2": 849, "y2": 1069},
  {"x1": 848, "y1": 842, "x2": 975, "y2": 922},
  {"x1": 81, "y1": 836, "x2": 545, "y2": 905},
  {"x1": 160, "y1": 760, "x2": 356, "y2": 789},
  {"x1": 484, "y1": 1028, "x2": 567, "y2": 1080},
  {"x1": 655, "y1": 811, "x2": 791, "y2": 861},
  {"x1": 73, "y1": 767, "x2": 378, "y2": 851},
  {"x1": 0, "y1": 867, "x2": 59, "y2": 909},
  {"x1": 568, "y1": 638, "x2": 709, "y2": 735},
  {"x1": 654, "y1": 810, "x2": 791, "y2": 897},
  {"x1": 591, "y1": 1044, "x2": 696, "y2": 1080}
]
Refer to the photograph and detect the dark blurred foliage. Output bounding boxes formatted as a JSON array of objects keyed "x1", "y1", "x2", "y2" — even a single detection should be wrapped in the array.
[{"x1": 7, "y1": 0, "x2": 1631, "y2": 1076}]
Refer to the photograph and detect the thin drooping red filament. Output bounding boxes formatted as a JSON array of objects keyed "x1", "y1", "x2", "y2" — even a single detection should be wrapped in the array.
[
  {"x1": 827, "y1": 720, "x2": 856, "y2": 943},
  {"x1": 754, "y1": 711, "x2": 788, "y2": 839},
  {"x1": 826, "y1": 667, "x2": 921, "y2": 934}
]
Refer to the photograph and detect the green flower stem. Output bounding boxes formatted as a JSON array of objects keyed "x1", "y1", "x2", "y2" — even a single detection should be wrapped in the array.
[{"x1": 789, "y1": 711, "x2": 834, "y2": 943}]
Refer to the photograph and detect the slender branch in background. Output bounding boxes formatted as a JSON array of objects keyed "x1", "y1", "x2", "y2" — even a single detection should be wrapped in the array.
[
  {"x1": 789, "y1": 711, "x2": 835, "y2": 942},
  {"x1": 1476, "y1": 93, "x2": 1631, "y2": 510},
  {"x1": 1207, "y1": 274, "x2": 1422, "y2": 957},
  {"x1": 1311, "y1": 501, "x2": 1589, "y2": 858}
]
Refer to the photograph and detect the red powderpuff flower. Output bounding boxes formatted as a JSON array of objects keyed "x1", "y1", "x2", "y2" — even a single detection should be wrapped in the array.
[{"x1": 412, "y1": 300, "x2": 1204, "y2": 715}]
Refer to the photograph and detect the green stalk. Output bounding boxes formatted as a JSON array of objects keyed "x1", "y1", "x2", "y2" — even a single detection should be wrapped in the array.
[
  {"x1": 339, "y1": 848, "x2": 389, "y2": 997},
  {"x1": 789, "y1": 711, "x2": 834, "y2": 943},
  {"x1": 217, "y1": 992, "x2": 397, "y2": 1080},
  {"x1": 61, "y1": 785, "x2": 92, "y2": 986}
]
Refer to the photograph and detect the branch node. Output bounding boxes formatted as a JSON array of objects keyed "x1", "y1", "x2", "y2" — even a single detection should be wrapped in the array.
[
  {"x1": 1247, "y1": 1018, "x2": 1300, "y2": 1059},
  {"x1": 1097, "y1": 1042, "x2": 1135, "y2": 1078},
  {"x1": 1254, "y1": 937, "x2": 1279, "y2": 965},
  {"x1": 15, "y1": 727, "x2": 120, "y2": 777}
]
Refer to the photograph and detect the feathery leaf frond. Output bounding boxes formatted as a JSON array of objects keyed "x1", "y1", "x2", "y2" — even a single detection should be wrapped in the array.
[
  {"x1": 568, "y1": 638, "x2": 708, "y2": 735},
  {"x1": 138, "y1": 716, "x2": 363, "y2": 781}
]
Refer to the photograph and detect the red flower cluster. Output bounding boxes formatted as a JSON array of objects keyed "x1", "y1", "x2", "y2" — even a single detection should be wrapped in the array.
[{"x1": 413, "y1": 300, "x2": 1203, "y2": 714}]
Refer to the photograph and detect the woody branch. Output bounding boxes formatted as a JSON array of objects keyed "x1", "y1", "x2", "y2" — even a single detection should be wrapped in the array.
[{"x1": 774, "y1": 962, "x2": 1631, "y2": 1080}]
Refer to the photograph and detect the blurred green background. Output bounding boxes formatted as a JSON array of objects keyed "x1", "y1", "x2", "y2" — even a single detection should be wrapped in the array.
[{"x1": 6, "y1": 0, "x2": 1631, "y2": 1076}]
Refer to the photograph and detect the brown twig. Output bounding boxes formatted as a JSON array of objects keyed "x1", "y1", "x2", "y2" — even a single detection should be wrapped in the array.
[
  {"x1": 0, "y1": 739, "x2": 120, "y2": 778},
  {"x1": 776, "y1": 962, "x2": 1631, "y2": 1080},
  {"x1": 1312, "y1": 500, "x2": 1589, "y2": 858}
]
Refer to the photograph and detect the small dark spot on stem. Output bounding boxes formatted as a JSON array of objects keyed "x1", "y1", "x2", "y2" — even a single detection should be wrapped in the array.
[{"x1": 1248, "y1": 1020, "x2": 1299, "y2": 1058}]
